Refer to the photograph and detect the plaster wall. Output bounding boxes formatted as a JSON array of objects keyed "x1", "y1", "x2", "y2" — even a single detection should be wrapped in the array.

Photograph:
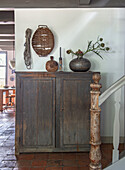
[
  {"x1": 7, "y1": 51, "x2": 15, "y2": 87},
  {"x1": 15, "y1": 8, "x2": 125, "y2": 137}
]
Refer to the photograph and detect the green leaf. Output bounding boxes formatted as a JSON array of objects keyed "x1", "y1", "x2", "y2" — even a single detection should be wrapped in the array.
[
  {"x1": 93, "y1": 51, "x2": 103, "y2": 59},
  {"x1": 87, "y1": 41, "x2": 92, "y2": 50}
]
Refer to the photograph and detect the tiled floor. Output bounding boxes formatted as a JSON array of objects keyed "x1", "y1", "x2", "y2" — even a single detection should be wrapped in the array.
[{"x1": 0, "y1": 109, "x2": 124, "y2": 170}]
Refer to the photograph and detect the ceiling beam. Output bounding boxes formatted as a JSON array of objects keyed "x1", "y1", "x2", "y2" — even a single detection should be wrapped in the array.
[
  {"x1": 0, "y1": 36, "x2": 15, "y2": 40},
  {"x1": 0, "y1": 0, "x2": 124, "y2": 7},
  {"x1": 79, "y1": 0, "x2": 91, "y2": 5},
  {"x1": 0, "y1": 0, "x2": 78, "y2": 8},
  {"x1": 0, "y1": 25, "x2": 14, "y2": 34},
  {"x1": 82, "y1": 0, "x2": 125, "y2": 7},
  {"x1": 0, "y1": 41, "x2": 15, "y2": 46},
  {"x1": 0, "y1": 11, "x2": 14, "y2": 22}
]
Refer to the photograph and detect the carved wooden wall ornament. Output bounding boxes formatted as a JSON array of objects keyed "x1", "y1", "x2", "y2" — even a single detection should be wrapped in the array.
[
  {"x1": 24, "y1": 28, "x2": 32, "y2": 69},
  {"x1": 32, "y1": 25, "x2": 54, "y2": 57}
]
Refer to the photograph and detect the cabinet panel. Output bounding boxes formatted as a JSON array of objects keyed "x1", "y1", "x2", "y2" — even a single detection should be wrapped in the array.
[
  {"x1": 60, "y1": 78, "x2": 91, "y2": 149},
  {"x1": 16, "y1": 72, "x2": 93, "y2": 154},
  {"x1": 22, "y1": 79, "x2": 38, "y2": 146},
  {"x1": 21, "y1": 78, "x2": 55, "y2": 148},
  {"x1": 37, "y1": 79, "x2": 55, "y2": 146}
]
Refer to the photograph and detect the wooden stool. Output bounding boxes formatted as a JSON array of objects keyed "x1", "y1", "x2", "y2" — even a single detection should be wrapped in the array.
[{"x1": 4, "y1": 94, "x2": 15, "y2": 109}]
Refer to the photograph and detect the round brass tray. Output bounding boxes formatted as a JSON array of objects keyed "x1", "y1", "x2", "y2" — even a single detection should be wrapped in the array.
[{"x1": 32, "y1": 25, "x2": 54, "y2": 57}]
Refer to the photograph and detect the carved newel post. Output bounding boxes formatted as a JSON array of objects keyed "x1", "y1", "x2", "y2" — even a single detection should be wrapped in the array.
[{"x1": 89, "y1": 73, "x2": 102, "y2": 170}]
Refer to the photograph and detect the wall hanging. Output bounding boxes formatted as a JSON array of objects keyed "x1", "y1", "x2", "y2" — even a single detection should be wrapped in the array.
[
  {"x1": 24, "y1": 28, "x2": 32, "y2": 69},
  {"x1": 32, "y1": 25, "x2": 54, "y2": 57}
]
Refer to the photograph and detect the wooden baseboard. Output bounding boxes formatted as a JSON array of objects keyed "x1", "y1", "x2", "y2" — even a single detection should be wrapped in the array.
[{"x1": 101, "y1": 136, "x2": 125, "y2": 144}]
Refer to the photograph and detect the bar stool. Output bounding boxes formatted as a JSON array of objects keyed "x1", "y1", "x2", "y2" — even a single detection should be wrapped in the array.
[{"x1": 4, "y1": 94, "x2": 16, "y2": 109}]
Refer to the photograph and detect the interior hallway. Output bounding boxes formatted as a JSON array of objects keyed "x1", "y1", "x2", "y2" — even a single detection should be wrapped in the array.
[{"x1": 0, "y1": 109, "x2": 124, "y2": 170}]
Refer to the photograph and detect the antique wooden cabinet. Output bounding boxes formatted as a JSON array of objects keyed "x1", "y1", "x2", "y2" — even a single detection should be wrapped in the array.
[{"x1": 15, "y1": 72, "x2": 93, "y2": 155}]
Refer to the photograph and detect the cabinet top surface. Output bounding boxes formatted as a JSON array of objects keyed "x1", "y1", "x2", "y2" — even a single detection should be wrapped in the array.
[
  {"x1": 16, "y1": 71, "x2": 100, "y2": 79},
  {"x1": 16, "y1": 71, "x2": 99, "y2": 75}
]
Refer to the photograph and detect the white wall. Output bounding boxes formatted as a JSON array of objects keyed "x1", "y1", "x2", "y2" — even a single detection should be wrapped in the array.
[
  {"x1": 15, "y1": 8, "x2": 125, "y2": 137},
  {"x1": 7, "y1": 51, "x2": 15, "y2": 87}
]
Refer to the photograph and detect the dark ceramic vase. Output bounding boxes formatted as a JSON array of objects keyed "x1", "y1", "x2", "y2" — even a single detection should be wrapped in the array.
[{"x1": 69, "y1": 57, "x2": 91, "y2": 72}]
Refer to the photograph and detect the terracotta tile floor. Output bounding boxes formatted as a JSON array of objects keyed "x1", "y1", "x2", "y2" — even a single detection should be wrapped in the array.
[{"x1": 0, "y1": 109, "x2": 124, "y2": 170}]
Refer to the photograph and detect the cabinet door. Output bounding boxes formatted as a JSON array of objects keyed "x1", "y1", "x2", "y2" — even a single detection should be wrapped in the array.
[
  {"x1": 59, "y1": 78, "x2": 91, "y2": 151},
  {"x1": 20, "y1": 77, "x2": 55, "y2": 149}
]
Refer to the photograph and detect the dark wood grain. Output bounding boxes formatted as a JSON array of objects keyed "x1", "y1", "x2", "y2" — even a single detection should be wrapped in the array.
[
  {"x1": 22, "y1": 79, "x2": 38, "y2": 146},
  {"x1": 37, "y1": 78, "x2": 55, "y2": 147},
  {"x1": 16, "y1": 72, "x2": 93, "y2": 154},
  {"x1": 59, "y1": 78, "x2": 91, "y2": 151}
]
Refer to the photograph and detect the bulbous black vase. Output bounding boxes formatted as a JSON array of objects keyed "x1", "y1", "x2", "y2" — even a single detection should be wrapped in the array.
[{"x1": 69, "y1": 57, "x2": 91, "y2": 72}]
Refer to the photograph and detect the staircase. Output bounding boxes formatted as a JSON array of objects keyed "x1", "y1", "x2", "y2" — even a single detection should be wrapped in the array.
[{"x1": 104, "y1": 157, "x2": 125, "y2": 170}]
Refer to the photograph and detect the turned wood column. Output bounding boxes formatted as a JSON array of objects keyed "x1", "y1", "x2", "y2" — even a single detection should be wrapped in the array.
[{"x1": 89, "y1": 73, "x2": 102, "y2": 170}]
